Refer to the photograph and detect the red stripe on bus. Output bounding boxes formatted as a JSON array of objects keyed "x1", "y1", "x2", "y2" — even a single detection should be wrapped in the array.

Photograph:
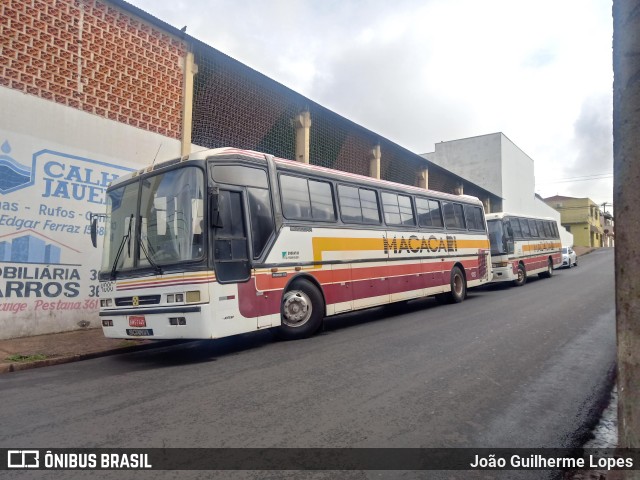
[{"x1": 238, "y1": 260, "x2": 484, "y2": 318}]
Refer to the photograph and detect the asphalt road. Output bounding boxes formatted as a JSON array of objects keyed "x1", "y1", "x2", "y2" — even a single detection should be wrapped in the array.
[{"x1": 0, "y1": 248, "x2": 616, "y2": 479}]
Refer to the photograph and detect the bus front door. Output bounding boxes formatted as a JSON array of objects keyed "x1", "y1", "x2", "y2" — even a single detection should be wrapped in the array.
[{"x1": 212, "y1": 189, "x2": 251, "y2": 283}]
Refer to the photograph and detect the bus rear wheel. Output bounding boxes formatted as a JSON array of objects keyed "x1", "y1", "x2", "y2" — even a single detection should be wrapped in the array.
[
  {"x1": 277, "y1": 278, "x2": 324, "y2": 340},
  {"x1": 539, "y1": 258, "x2": 554, "y2": 278},
  {"x1": 437, "y1": 266, "x2": 467, "y2": 304},
  {"x1": 449, "y1": 266, "x2": 467, "y2": 303},
  {"x1": 513, "y1": 263, "x2": 526, "y2": 287}
]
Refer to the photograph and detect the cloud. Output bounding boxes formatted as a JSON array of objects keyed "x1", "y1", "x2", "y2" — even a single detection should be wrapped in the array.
[{"x1": 130, "y1": 0, "x2": 613, "y2": 203}]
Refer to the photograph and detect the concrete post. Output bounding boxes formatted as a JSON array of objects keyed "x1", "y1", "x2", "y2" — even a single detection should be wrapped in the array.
[
  {"x1": 454, "y1": 182, "x2": 464, "y2": 195},
  {"x1": 180, "y1": 51, "x2": 198, "y2": 157},
  {"x1": 482, "y1": 197, "x2": 491, "y2": 214},
  {"x1": 613, "y1": 0, "x2": 640, "y2": 474},
  {"x1": 293, "y1": 110, "x2": 312, "y2": 163},
  {"x1": 418, "y1": 167, "x2": 429, "y2": 189},
  {"x1": 369, "y1": 144, "x2": 381, "y2": 179}
]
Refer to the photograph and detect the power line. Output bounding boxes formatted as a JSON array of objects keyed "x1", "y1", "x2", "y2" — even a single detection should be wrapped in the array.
[{"x1": 536, "y1": 173, "x2": 613, "y2": 185}]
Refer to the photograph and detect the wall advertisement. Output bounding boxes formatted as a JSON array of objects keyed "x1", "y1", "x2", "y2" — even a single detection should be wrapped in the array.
[{"x1": 0, "y1": 133, "x2": 135, "y2": 338}]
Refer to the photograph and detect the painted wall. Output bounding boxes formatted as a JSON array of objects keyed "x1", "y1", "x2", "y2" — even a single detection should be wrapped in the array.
[
  {"x1": 543, "y1": 196, "x2": 603, "y2": 247},
  {"x1": 0, "y1": 86, "x2": 181, "y2": 339},
  {"x1": 425, "y1": 133, "x2": 504, "y2": 197}
]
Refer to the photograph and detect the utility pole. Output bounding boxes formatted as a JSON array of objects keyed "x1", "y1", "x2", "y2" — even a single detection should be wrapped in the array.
[{"x1": 613, "y1": 1, "x2": 640, "y2": 478}]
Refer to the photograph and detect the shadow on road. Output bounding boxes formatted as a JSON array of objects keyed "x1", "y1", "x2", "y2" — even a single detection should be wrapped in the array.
[{"x1": 109, "y1": 293, "x2": 465, "y2": 371}]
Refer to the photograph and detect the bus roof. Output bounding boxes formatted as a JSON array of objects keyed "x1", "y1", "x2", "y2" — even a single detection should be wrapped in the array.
[
  {"x1": 110, "y1": 147, "x2": 484, "y2": 206},
  {"x1": 486, "y1": 212, "x2": 556, "y2": 222}
]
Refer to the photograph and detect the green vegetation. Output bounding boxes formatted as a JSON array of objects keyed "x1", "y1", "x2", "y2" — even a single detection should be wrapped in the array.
[{"x1": 6, "y1": 354, "x2": 48, "y2": 363}]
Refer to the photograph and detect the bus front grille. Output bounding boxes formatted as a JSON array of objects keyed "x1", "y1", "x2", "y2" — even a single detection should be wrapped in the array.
[{"x1": 115, "y1": 295, "x2": 161, "y2": 307}]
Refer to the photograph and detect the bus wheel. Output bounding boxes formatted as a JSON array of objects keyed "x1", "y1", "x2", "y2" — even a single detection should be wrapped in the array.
[
  {"x1": 513, "y1": 263, "x2": 526, "y2": 287},
  {"x1": 539, "y1": 258, "x2": 554, "y2": 279},
  {"x1": 277, "y1": 278, "x2": 324, "y2": 340},
  {"x1": 449, "y1": 266, "x2": 467, "y2": 303}
]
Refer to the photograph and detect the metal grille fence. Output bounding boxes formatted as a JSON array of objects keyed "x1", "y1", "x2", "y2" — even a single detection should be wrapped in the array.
[
  {"x1": 191, "y1": 42, "x2": 494, "y2": 204},
  {"x1": 192, "y1": 43, "x2": 423, "y2": 184}
]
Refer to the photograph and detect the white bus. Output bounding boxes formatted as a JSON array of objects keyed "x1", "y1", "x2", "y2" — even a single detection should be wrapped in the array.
[
  {"x1": 91, "y1": 147, "x2": 492, "y2": 340},
  {"x1": 485, "y1": 212, "x2": 562, "y2": 286}
]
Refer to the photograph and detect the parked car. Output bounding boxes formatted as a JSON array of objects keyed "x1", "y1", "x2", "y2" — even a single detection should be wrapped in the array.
[{"x1": 561, "y1": 247, "x2": 578, "y2": 268}]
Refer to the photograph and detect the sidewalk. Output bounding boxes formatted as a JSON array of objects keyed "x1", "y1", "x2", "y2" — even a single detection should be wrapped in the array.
[{"x1": 0, "y1": 328, "x2": 158, "y2": 374}]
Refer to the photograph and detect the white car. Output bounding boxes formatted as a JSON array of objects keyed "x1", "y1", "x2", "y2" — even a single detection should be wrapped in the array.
[{"x1": 561, "y1": 247, "x2": 578, "y2": 268}]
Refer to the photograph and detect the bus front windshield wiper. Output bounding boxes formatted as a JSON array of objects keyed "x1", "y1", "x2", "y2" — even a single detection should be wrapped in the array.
[
  {"x1": 138, "y1": 228, "x2": 163, "y2": 275},
  {"x1": 110, "y1": 214, "x2": 134, "y2": 280}
]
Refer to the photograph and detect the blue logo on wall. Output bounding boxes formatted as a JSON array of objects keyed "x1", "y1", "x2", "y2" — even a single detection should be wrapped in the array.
[
  {"x1": 0, "y1": 231, "x2": 81, "y2": 265},
  {"x1": 0, "y1": 141, "x2": 32, "y2": 194}
]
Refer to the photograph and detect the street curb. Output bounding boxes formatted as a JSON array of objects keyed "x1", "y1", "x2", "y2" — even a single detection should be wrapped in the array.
[{"x1": 0, "y1": 340, "x2": 182, "y2": 374}]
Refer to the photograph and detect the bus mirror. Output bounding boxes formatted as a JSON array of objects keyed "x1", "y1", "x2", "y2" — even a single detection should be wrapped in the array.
[
  {"x1": 90, "y1": 215, "x2": 98, "y2": 248},
  {"x1": 210, "y1": 193, "x2": 223, "y2": 228}
]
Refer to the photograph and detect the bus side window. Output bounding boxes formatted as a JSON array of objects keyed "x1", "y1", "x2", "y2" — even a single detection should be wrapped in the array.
[
  {"x1": 464, "y1": 205, "x2": 485, "y2": 231},
  {"x1": 510, "y1": 218, "x2": 522, "y2": 238},
  {"x1": 280, "y1": 175, "x2": 311, "y2": 221},
  {"x1": 443, "y1": 202, "x2": 465, "y2": 229},
  {"x1": 309, "y1": 179, "x2": 336, "y2": 221}
]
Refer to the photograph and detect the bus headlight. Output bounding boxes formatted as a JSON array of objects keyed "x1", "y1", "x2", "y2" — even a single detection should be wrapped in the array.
[
  {"x1": 186, "y1": 291, "x2": 200, "y2": 303},
  {"x1": 100, "y1": 299, "x2": 113, "y2": 307},
  {"x1": 167, "y1": 291, "x2": 200, "y2": 303}
]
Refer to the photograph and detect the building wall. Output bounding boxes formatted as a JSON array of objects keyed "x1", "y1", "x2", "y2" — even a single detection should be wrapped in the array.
[
  {"x1": 500, "y1": 136, "x2": 535, "y2": 215},
  {"x1": 1, "y1": 0, "x2": 186, "y2": 138},
  {"x1": 544, "y1": 196, "x2": 604, "y2": 247},
  {"x1": 425, "y1": 133, "x2": 503, "y2": 196},
  {"x1": 0, "y1": 0, "x2": 186, "y2": 339}
]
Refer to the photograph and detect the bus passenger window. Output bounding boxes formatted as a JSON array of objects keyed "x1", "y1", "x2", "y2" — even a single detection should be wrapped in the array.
[
  {"x1": 338, "y1": 185, "x2": 380, "y2": 224},
  {"x1": 464, "y1": 205, "x2": 485, "y2": 231},
  {"x1": 280, "y1": 175, "x2": 311, "y2": 220},
  {"x1": 309, "y1": 180, "x2": 335, "y2": 221},
  {"x1": 443, "y1": 202, "x2": 466, "y2": 229},
  {"x1": 511, "y1": 218, "x2": 522, "y2": 238}
]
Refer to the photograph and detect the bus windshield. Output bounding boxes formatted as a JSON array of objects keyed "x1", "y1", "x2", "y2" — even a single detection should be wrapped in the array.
[
  {"x1": 101, "y1": 166, "x2": 205, "y2": 274},
  {"x1": 487, "y1": 219, "x2": 506, "y2": 255}
]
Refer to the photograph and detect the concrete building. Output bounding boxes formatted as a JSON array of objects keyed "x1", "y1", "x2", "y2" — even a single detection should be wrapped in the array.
[
  {"x1": 543, "y1": 195, "x2": 605, "y2": 248},
  {"x1": 422, "y1": 132, "x2": 574, "y2": 247}
]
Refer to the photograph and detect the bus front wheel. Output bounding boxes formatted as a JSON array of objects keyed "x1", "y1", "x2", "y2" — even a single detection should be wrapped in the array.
[
  {"x1": 513, "y1": 263, "x2": 526, "y2": 287},
  {"x1": 277, "y1": 278, "x2": 324, "y2": 340}
]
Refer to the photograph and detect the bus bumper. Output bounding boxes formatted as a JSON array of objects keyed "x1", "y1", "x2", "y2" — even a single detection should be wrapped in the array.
[
  {"x1": 491, "y1": 264, "x2": 517, "y2": 282},
  {"x1": 99, "y1": 305, "x2": 212, "y2": 339}
]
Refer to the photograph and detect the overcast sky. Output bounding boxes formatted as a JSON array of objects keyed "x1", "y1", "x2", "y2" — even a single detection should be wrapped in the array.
[{"x1": 131, "y1": 0, "x2": 614, "y2": 208}]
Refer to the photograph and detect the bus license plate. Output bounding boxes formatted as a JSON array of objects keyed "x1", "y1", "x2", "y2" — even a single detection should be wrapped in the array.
[{"x1": 126, "y1": 329, "x2": 154, "y2": 337}]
